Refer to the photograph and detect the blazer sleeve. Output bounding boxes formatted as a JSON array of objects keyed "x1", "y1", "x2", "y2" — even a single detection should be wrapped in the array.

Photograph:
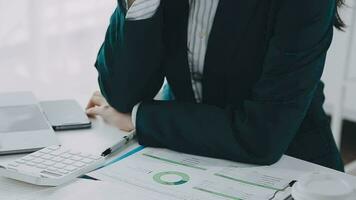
[
  {"x1": 135, "y1": 0, "x2": 336, "y2": 165},
  {"x1": 94, "y1": 3, "x2": 165, "y2": 113}
]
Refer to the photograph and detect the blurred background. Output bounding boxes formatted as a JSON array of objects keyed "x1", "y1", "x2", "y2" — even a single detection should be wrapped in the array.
[
  {"x1": 0, "y1": 0, "x2": 355, "y2": 173},
  {"x1": 0, "y1": 0, "x2": 115, "y2": 103}
]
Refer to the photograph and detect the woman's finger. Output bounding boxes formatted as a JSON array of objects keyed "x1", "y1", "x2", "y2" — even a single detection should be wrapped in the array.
[
  {"x1": 86, "y1": 99, "x2": 95, "y2": 110},
  {"x1": 86, "y1": 93, "x2": 97, "y2": 109},
  {"x1": 93, "y1": 91, "x2": 101, "y2": 97},
  {"x1": 86, "y1": 91, "x2": 104, "y2": 109},
  {"x1": 86, "y1": 95, "x2": 106, "y2": 109},
  {"x1": 86, "y1": 106, "x2": 104, "y2": 117}
]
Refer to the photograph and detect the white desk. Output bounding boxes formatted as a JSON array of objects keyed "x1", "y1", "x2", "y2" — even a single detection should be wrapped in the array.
[
  {"x1": 0, "y1": 118, "x2": 139, "y2": 165},
  {"x1": 0, "y1": 117, "x2": 141, "y2": 199},
  {"x1": 1, "y1": 117, "x2": 355, "y2": 199}
]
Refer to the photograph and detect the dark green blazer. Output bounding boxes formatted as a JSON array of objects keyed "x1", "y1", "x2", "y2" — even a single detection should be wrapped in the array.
[{"x1": 95, "y1": 0, "x2": 344, "y2": 171}]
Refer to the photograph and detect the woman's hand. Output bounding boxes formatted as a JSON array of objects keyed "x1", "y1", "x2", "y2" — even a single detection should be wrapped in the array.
[{"x1": 86, "y1": 91, "x2": 134, "y2": 132}]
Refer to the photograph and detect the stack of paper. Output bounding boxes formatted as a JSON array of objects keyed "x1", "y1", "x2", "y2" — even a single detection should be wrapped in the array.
[{"x1": 89, "y1": 148, "x2": 294, "y2": 200}]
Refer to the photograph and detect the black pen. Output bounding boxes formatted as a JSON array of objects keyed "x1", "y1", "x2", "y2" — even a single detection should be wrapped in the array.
[
  {"x1": 101, "y1": 132, "x2": 135, "y2": 157},
  {"x1": 269, "y1": 180, "x2": 297, "y2": 200}
]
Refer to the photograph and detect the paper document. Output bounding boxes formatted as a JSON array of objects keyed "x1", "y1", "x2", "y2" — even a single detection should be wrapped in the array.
[
  {"x1": 16, "y1": 178, "x2": 178, "y2": 200},
  {"x1": 89, "y1": 148, "x2": 294, "y2": 200}
]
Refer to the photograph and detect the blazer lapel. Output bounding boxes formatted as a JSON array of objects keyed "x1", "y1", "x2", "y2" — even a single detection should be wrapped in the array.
[{"x1": 202, "y1": 0, "x2": 260, "y2": 105}]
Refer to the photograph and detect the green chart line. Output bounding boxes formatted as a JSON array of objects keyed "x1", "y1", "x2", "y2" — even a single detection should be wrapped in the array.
[
  {"x1": 214, "y1": 173, "x2": 281, "y2": 191},
  {"x1": 142, "y1": 153, "x2": 207, "y2": 170},
  {"x1": 193, "y1": 187, "x2": 243, "y2": 200}
]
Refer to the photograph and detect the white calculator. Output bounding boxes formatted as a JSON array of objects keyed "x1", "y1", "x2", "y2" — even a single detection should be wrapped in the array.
[{"x1": 0, "y1": 145, "x2": 105, "y2": 186}]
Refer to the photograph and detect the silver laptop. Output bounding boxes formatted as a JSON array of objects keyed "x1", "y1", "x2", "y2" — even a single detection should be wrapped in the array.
[{"x1": 0, "y1": 92, "x2": 59, "y2": 155}]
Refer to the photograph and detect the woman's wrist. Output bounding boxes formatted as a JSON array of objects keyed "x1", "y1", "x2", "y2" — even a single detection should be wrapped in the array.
[{"x1": 121, "y1": 112, "x2": 134, "y2": 132}]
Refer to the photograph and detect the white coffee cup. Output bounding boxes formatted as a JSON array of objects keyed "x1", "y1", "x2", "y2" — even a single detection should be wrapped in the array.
[{"x1": 292, "y1": 172, "x2": 356, "y2": 200}]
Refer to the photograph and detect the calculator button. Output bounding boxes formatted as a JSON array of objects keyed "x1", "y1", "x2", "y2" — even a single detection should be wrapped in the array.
[
  {"x1": 57, "y1": 169, "x2": 69, "y2": 174},
  {"x1": 25, "y1": 162, "x2": 35, "y2": 167},
  {"x1": 54, "y1": 163, "x2": 66, "y2": 169},
  {"x1": 41, "y1": 154, "x2": 54, "y2": 160},
  {"x1": 82, "y1": 158, "x2": 94, "y2": 164},
  {"x1": 70, "y1": 155, "x2": 83, "y2": 161},
  {"x1": 7, "y1": 167, "x2": 18, "y2": 172},
  {"x1": 89, "y1": 155, "x2": 102, "y2": 160},
  {"x1": 50, "y1": 150, "x2": 69, "y2": 156},
  {"x1": 22, "y1": 156, "x2": 35, "y2": 161},
  {"x1": 39, "y1": 148, "x2": 53, "y2": 154},
  {"x1": 16, "y1": 160, "x2": 26, "y2": 164},
  {"x1": 8, "y1": 162, "x2": 19, "y2": 167},
  {"x1": 63, "y1": 159, "x2": 74, "y2": 165},
  {"x1": 32, "y1": 152, "x2": 45, "y2": 157},
  {"x1": 80, "y1": 153, "x2": 91, "y2": 158},
  {"x1": 73, "y1": 162, "x2": 85, "y2": 168},
  {"x1": 47, "y1": 167, "x2": 58, "y2": 172},
  {"x1": 52, "y1": 157, "x2": 64, "y2": 162},
  {"x1": 41, "y1": 170, "x2": 62, "y2": 177},
  {"x1": 69, "y1": 151, "x2": 81, "y2": 155},
  {"x1": 64, "y1": 166, "x2": 77, "y2": 172},
  {"x1": 60, "y1": 153, "x2": 72, "y2": 159},
  {"x1": 43, "y1": 160, "x2": 55, "y2": 166},
  {"x1": 47, "y1": 146, "x2": 60, "y2": 151},
  {"x1": 46, "y1": 167, "x2": 58, "y2": 173},
  {"x1": 36, "y1": 164, "x2": 47, "y2": 169},
  {"x1": 33, "y1": 158, "x2": 45, "y2": 164}
]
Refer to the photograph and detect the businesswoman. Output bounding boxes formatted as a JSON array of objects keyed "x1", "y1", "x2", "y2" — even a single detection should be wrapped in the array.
[{"x1": 87, "y1": 0, "x2": 346, "y2": 171}]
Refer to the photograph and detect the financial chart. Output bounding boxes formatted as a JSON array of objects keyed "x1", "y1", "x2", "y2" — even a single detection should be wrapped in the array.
[{"x1": 90, "y1": 148, "x2": 294, "y2": 200}]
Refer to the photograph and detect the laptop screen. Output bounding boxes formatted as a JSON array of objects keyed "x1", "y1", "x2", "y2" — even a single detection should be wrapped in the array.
[{"x1": 0, "y1": 105, "x2": 50, "y2": 133}]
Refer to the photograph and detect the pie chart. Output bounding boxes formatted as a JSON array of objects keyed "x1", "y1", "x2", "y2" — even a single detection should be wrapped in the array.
[{"x1": 153, "y1": 171, "x2": 190, "y2": 186}]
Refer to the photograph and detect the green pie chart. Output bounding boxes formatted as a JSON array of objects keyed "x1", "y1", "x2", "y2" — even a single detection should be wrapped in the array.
[{"x1": 153, "y1": 171, "x2": 190, "y2": 185}]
